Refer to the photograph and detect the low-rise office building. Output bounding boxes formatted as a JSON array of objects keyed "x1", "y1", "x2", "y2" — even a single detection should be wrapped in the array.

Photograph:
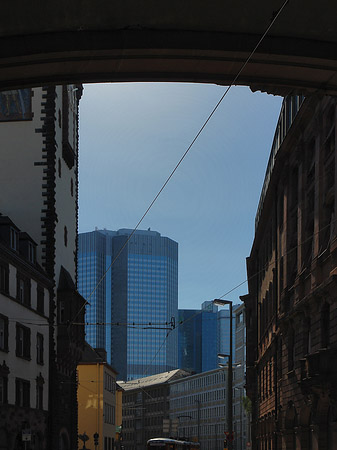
[
  {"x1": 119, "y1": 369, "x2": 189, "y2": 450},
  {"x1": 169, "y1": 367, "x2": 227, "y2": 450}
]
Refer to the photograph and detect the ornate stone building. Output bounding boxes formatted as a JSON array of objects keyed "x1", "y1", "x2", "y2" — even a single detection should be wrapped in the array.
[
  {"x1": 0, "y1": 86, "x2": 85, "y2": 449},
  {"x1": 0, "y1": 216, "x2": 52, "y2": 450},
  {"x1": 243, "y1": 95, "x2": 337, "y2": 450}
]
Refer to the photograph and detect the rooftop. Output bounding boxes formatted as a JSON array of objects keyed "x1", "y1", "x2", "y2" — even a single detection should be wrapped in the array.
[{"x1": 118, "y1": 369, "x2": 190, "y2": 390}]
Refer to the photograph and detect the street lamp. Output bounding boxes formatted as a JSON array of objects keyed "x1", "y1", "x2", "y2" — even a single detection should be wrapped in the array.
[
  {"x1": 234, "y1": 387, "x2": 244, "y2": 450},
  {"x1": 213, "y1": 299, "x2": 233, "y2": 450}
]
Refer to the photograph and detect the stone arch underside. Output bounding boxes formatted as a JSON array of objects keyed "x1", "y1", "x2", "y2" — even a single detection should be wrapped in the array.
[{"x1": 0, "y1": 0, "x2": 336, "y2": 95}]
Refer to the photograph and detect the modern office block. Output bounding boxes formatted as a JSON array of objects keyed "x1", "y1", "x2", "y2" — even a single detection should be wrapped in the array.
[
  {"x1": 169, "y1": 367, "x2": 227, "y2": 450},
  {"x1": 78, "y1": 228, "x2": 178, "y2": 381},
  {"x1": 120, "y1": 369, "x2": 189, "y2": 448},
  {"x1": 178, "y1": 306, "x2": 218, "y2": 374},
  {"x1": 178, "y1": 302, "x2": 238, "y2": 374}
]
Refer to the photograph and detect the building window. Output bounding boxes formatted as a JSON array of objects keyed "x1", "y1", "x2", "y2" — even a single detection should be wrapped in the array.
[
  {"x1": 16, "y1": 275, "x2": 31, "y2": 307},
  {"x1": 10, "y1": 227, "x2": 18, "y2": 251},
  {"x1": 288, "y1": 327, "x2": 295, "y2": 372},
  {"x1": 0, "y1": 375, "x2": 8, "y2": 404},
  {"x1": 19, "y1": 279, "x2": 25, "y2": 302},
  {"x1": 0, "y1": 362, "x2": 9, "y2": 405},
  {"x1": 104, "y1": 372, "x2": 116, "y2": 393},
  {"x1": 0, "y1": 315, "x2": 8, "y2": 352},
  {"x1": 36, "y1": 333, "x2": 44, "y2": 365},
  {"x1": 28, "y1": 242, "x2": 36, "y2": 264},
  {"x1": 15, "y1": 378, "x2": 30, "y2": 407},
  {"x1": 16, "y1": 324, "x2": 31, "y2": 359},
  {"x1": 36, "y1": 374, "x2": 44, "y2": 410},
  {"x1": 62, "y1": 86, "x2": 76, "y2": 169},
  {"x1": 0, "y1": 263, "x2": 9, "y2": 294},
  {"x1": 104, "y1": 403, "x2": 115, "y2": 424},
  {"x1": 321, "y1": 303, "x2": 330, "y2": 348},
  {"x1": 59, "y1": 300, "x2": 65, "y2": 324},
  {"x1": 37, "y1": 287, "x2": 44, "y2": 314},
  {"x1": 64, "y1": 226, "x2": 68, "y2": 247},
  {"x1": 36, "y1": 383, "x2": 43, "y2": 409}
]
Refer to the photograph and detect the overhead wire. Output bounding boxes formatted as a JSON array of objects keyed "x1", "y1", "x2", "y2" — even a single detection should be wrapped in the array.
[
  {"x1": 3, "y1": 1, "x2": 291, "y2": 385},
  {"x1": 7, "y1": 180, "x2": 336, "y2": 332},
  {"x1": 70, "y1": 0, "x2": 290, "y2": 326},
  {"x1": 7, "y1": 213, "x2": 337, "y2": 329}
]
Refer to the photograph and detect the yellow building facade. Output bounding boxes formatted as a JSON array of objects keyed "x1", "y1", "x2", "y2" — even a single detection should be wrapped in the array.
[{"x1": 78, "y1": 346, "x2": 119, "y2": 450}]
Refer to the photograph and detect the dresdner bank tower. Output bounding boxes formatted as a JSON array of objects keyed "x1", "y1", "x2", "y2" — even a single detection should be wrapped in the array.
[{"x1": 78, "y1": 228, "x2": 178, "y2": 380}]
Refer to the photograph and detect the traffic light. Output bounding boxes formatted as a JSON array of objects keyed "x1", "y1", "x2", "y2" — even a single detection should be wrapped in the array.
[{"x1": 94, "y1": 432, "x2": 99, "y2": 446}]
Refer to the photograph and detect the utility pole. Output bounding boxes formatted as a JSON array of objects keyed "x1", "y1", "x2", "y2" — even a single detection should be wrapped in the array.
[
  {"x1": 228, "y1": 301, "x2": 233, "y2": 450},
  {"x1": 196, "y1": 399, "x2": 201, "y2": 443},
  {"x1": 213, "y1": 299, "x2": 233, "y2": 450}
]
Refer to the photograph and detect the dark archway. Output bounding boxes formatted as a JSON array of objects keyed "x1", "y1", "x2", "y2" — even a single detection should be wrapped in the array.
[{"x1": 0, "y1": 0, "x2": 336, "y2": 94}]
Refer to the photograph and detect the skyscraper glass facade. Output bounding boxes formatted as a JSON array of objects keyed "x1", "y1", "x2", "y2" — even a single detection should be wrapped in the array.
[
  {"x1": 178, "y1": 307, "x2": 218, "y2": 373},
  {"x1": 218, "y1": 308, "x2": 237, "y2": 364},
  {"x1": 78, "y1": 231, "x2": 109, "y2": 350},
  {"x1": 78, "y1": 228, "x2": 178, "y2": 381},
  {"x1": 178, "y1": 302, "x2": 239, "y2": 373}
]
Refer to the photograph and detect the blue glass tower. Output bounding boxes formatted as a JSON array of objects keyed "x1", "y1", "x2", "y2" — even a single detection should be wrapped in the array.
[
  {"x1": 78, "y1": 230, "x2": 109, "y2": 350},
  {"x1": 178, "y1": 302, "x2": 238, "y2": 373},
  {"x1": 178, "y1": 306, "x2": 218, "y2": 373},
  {"x1": 78, "y1": 228, "x2": 178, "y2": 381}
]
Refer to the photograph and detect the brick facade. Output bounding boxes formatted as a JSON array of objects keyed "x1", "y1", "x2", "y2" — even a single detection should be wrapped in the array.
[{"x1": 243, "y1": 95, "x2": 337, "y2": 450}]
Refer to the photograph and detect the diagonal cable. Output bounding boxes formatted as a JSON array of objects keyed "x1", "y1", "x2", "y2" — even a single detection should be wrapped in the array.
[{"x1": 71, "y1": 0, "x2": 290, "y2": 324}]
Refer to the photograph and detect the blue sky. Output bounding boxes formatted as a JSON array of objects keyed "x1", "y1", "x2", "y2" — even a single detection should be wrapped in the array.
[{"x1": 78, "y1": 83, "x2": 282, "y2": 310}]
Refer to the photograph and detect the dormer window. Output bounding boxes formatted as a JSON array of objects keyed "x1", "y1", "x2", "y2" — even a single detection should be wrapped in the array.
[
  {"x1": 19, "y1": 279, "x2": 25, "y2": 303},
  {"x1": 59, "y1": 301, "x2": 65, "y2": 324},
  {"x1": 10, "y1": 227, "x2": 18, "y2": 251},
  {"x1": 28, "y1": 242, "x2": 36, "y2": 264},
  {"x1": 17, "y1": 274, "x2": 31, "y2": 307}
]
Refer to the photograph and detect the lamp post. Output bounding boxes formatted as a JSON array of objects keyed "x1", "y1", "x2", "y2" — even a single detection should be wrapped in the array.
[
  {"x1": 234, "y1": 387, "x2": 243, "y2": 450},
  {"x1": 213, "y1": 299, "x2": 233, "y2": 450}
]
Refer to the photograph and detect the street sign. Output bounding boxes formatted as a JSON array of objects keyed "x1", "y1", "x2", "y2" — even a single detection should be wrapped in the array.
[{"x1": 22, "y1": 430, "x2": 31, "y2": 442}]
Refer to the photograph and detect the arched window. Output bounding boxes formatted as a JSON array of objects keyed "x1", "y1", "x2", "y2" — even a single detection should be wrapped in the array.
[
  {"x1": 321, "y1": 303, "x2": 330, "y2": 348},
  {"x1": 288, "y1": 326, "x2": 295, "y2": 371}
]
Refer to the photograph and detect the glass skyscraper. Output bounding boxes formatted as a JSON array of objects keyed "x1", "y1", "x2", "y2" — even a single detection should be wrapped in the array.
[
  {"x1": 78, "y1": 228, "x2": 178, "y2": 381},
  {"x1": 178, "y1": 301, "x2": 238, "y2": 374},
  {"x1": 178, "y1": 307, "x2": 218, "y2": 373}
]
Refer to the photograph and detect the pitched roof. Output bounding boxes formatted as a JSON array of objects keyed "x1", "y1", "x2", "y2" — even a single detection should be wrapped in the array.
[{"x1": 118, "y1": 369, "x2": 190, "y2": 391}]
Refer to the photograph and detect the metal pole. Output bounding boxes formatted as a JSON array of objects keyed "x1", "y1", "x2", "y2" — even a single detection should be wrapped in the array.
[
  {"x1": 240, "y1": 390, "x2": 243, "y2": 450},
  {"x1": 228, "y1": 302, "x2": 233, "y2": 450},
  {"x1": 197, "y1": 399, "x2": 200, "y2": 444}
]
